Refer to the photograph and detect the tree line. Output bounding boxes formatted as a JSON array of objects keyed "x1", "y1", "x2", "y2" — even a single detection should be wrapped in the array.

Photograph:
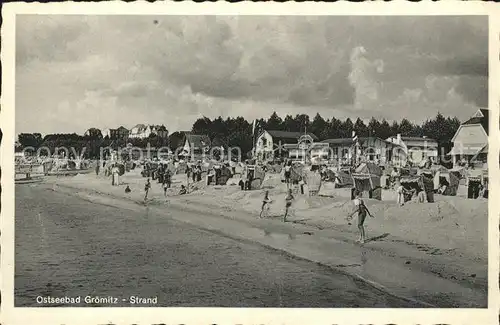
[
  {"x1": 188, "y1": 112, "x2": 461, "y2": 156},
  {"x1": 16, "y1": 112, "x2": 461, "y2": 159}
]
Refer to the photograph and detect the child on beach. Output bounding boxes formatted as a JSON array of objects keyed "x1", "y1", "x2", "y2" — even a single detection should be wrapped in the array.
[
  {"x1": 283, "y1": 189, "x2": 294, "y2": 222},
  {"x1": 163, "y1": 181, "x2": 169, "y2": 197},
  {"x1": 418, "y1": 188, "x2": 426, "y2": 203},
  {"x1": 125, "y1": 185, "x2": 131, "y2": 194},
  {"x1": 346, "y1": 190, "x2": 374, "y2": 244},
  {"x1": 144, "y1": 178, "x2": 151, "y2": 202},
  {"x1": 284, "y1": 162, "x2": 292, "y2": 189},
  {"x1": 179, "y1": 185, "x2": 187, "y2": 195},
  {"x1": 396, "y1": 182, "x2": 404, "y2": 206},
  {"x1": 259, "y1": 190, "x2": 272, "y2": 218}
]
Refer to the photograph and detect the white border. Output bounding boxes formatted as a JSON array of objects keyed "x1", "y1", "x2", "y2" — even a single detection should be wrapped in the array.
[{"x1": 1, "y1": 2, "x2": 499, "y2": 325}]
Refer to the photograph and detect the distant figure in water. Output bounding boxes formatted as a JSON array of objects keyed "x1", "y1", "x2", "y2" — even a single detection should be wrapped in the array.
[
  {"x1": 260, "y1": 190, "x2": 272, "y2": 218},
  {"x1": 125, "y1": 185, "x2": 131, "y2": 194},
  {"x1": 144, "y1": 178, "x2": 151, "y2": 202},
  {"x1": 284, "y1": 189, "x2": 294, "y2": 222},
  {"x1": 179, "y1": 185, "x2": 187, "y2": 195},
  {"x1": 346, "y1": 190, "x2": 374, "y2": 244}
]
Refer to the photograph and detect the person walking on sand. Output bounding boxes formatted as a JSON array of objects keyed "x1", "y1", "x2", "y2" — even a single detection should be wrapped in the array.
[
  {"x1": 165, "y1": 169, "x2": 172, "y2": 189},
  {"x1": 163, "y1": 180, "x2": 169, "y2": 197},
  {"x1": 144, "y1": 178, "x2": 151, "y2": 202},
  {"x1": 260, "y1": 190, "x2": 272, "y2": 218},
  {"x1": 396, "y1": 181, "x2": 404, "y2": 206},
  {"x1": 284, "y1": 161, "x2": 292, "y2": 189},
  {"x1": 346, "y1": 190, "x2": 374, "y2": 244},
  {"x1": 283, "y1": 189, "x2": 294, "y2": 222}
]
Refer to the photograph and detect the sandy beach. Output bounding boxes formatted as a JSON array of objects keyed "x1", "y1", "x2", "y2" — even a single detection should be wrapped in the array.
[{"x1": 45, "y1": 167, "x2": 488, "y2": 307}]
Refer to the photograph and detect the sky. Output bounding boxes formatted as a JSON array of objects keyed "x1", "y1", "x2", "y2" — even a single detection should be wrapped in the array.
[{"x1": 16, "y1": 15, "x2": 488, "y2": 135}]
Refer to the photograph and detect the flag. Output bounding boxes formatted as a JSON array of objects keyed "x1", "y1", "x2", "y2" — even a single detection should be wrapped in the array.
[{"x1": 352, "y1": 131, "x2": 359, "y2": 145}]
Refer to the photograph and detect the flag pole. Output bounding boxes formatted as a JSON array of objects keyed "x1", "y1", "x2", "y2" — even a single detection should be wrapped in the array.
[{"x1": 252, "y1": 119, "x2": 257, "y2": 160}]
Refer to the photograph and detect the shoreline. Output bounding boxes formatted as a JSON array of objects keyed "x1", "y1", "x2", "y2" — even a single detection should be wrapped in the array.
[{"x1": 39, "y1": 171, "x2": 488, "y2": 307}]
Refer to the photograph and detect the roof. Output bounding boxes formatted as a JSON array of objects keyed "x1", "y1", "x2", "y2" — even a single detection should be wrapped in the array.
[
  {"x1": 321, "y1": 137, "x2": 401, "y2": 147},
  {"x1": 321, "y1": 138, "x2": 354, "y2": 145},
  {"x1": 132, "y1": 124, "x2": 147, "y2": 132},
  {"x1": 471, "y1": 144, "x2": 488, "y2": 161},
  {"x1": 185, "y1": 134, "x2": 211, "y2": 148},
  {"x1": 447, "y1": 147, "x2": 482, "y2": 156},
  {"x1": 116, "y1": 126, "x2": 129, "y2": 131},
  {"x1": 264, "y1": 130, "x2": 319, "y2": 141},
  {"x1": 401, "y1": 136, "x2": 438, "y2": 143},
  {"x1": 462, "y1": 109, "x2": 489, "y2": 135},
  {"x1": 283, "y1": 142, "x2": 329, "y2": 149}
]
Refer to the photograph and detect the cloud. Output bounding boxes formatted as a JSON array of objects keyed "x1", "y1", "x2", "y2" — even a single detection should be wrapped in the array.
[
  {"x1": 348, "y1": 46, "x2": 385, "y2": 110},
  {"x1": 15, "y1": 15, "x2": 488, "y2": 135}
]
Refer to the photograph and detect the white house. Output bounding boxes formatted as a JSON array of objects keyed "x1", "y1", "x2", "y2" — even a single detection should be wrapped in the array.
[
  {"x1": 321, "y1": 137, "x2": 405, "y2": 166},
  {"x1": 101, "y1": 128, "x2": 111, "y2": 138},
  {"x1": 254, "y1": 130, "x2": 319, "y2": 161},
  {"x1": 283, "y1": 134, "x2": 330, "y2": 162},
  {"x1": 180, "y1": 132, "x2": 211, "y2": 160},
  {"x1": 129, "y1": 124, "x2": 168, "y2": 139},
  {"x1": 129, "y1": 124, "x2": 152, "y2": 139},
  {"x1": 448, "y1": 108, "x2": 489, "y2": 167},
  {"x1": 386, "y1": 134, "x2": 438, "y2": 166}
]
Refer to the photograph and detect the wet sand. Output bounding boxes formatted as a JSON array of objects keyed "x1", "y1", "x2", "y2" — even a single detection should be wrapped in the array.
[{"x1": 15, "y1": 183, "x2": 421, "y2": 307}]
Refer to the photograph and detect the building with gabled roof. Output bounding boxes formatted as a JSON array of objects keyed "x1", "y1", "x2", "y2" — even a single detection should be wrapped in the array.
[
  {"x1": 448, "y1": 108, "x2": 489, "y2": 167},
  {"x1": 180, "y1": 132, "x2": 212, "y2": 161},
  {"x1": 321, "y1": 136, "x2": 405, "y2": 167},
  {"x1": 254, "y1": 129, "x2": 319, "y2": 161},
  {"x1": 386, "y1": 134, "x2": 438, "y2": 166}
]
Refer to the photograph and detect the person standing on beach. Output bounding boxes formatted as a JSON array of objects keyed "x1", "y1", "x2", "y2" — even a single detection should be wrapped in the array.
[
  {"x1": 163, "y1": 181, "x2": 169, "y2": 197},
  {"x1": 283, "y1": 189, "x2": 294, "y2": 222},
  {"x1": 284, "y1": 161, "x2": 292, "y2": 189},
  {"x1": 346, "y1": 190, "x2": 374, "y2": 244},
  {"x1": 144, "y1": 178, "x2": 151, "y2": 202},
  {"x1": 418, "y1": 188, "x2": 426, "y2": 203},
  {"x1": 95, "y1": 161, "x2": 100, "y2": 176},
  {"x1": 260, "y1": 190, "x2": 272, "y2": 218},
  {"x1": 396, "y1": 181, "x2": 404, "y2": 206},
  {"x1": 165, "y1": 169, "x2": 172, "y2": 189},
  {"x1": 111, "y1": 164, "x2": 118, "y2": 186}
]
